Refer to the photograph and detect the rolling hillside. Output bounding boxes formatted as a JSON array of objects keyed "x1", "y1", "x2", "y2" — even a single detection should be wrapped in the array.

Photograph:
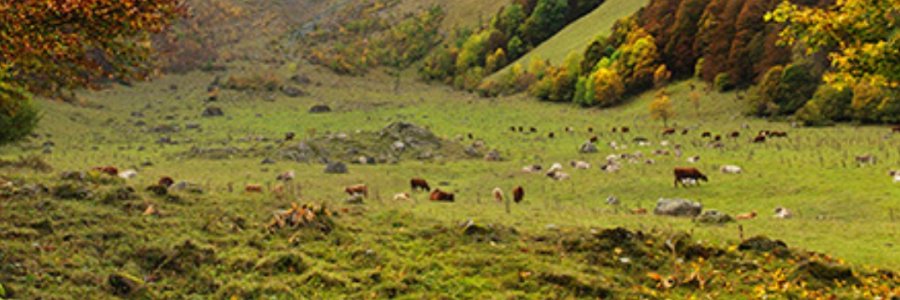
[{"x1": 487, "y1": 0, "x2": 650, "y2": 81}]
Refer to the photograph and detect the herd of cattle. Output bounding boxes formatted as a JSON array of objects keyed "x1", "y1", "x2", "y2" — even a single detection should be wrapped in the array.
[{"x1": 73, "y1": 124, "x2": 898, "y2": 222}]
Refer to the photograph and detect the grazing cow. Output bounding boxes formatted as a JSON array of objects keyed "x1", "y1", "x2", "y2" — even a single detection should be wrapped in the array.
[
  {"x1": 410, "y1": 178, "x2": 430, "y2": 192},
  {"x1": 522, "y1": 165, "x2": 543, "y2": 173},
  {"x1": 570, "y1": 160, "x2": 591, "y2": 169},
  {"x1": 285, "y1": 132, "x2": 296, "y2": 141},
  {"x1": 674, "y1": 167, "x2": 708, "y2": 187},
  {"x1": 429, "y1": 189, "x2": 454, "y2": 202},
  {"x1": 856, "y1": 155, "x2": 876, "y2": 166},
  {"x1": 729, "y1": 131, "x2": 740, "y2": 138},
  {"x1": 588, "y1": 127, "x2": 594, "y2": 133},
  {"x1": 720, "y1": 165, "x2": 743, "y2": 174},
  {"x1": 510, "y1": 126, "x2": 516, "y2": 132},
  {"x1": 653, "y1": 149, "x2": 670, "y2": 156},
  {"x1": 548, "y1": 132, "x2": 555, "y2": 139},
  {"x1": 600, "y1": 163, "x2": 621, "y2": 173},
  {"x1": 714, "y1": 135, "x2": 722, "y2": 142},
  {"x1": 621, "y1": 127, "x2": 631, "y2": 133},
  {"x1": 662, "y1": 128, "x2": 677, "y2": 136},
  {"x1": 345, "y1": 184, "x2": 368, "y2": 197},
  {"x1": 631, "y1": 208, "x2": 648, "y2": 215},
  {"x1": 118, "y1": 169, "x2": 138, "y2": 179},
  {"x1": 547, "y1": 171, "x2": 570, "y2": 181},
  {"x1": 681, "y1": 129, "x2": 690, "y2": 135},
  {"x1": 645, "y1": 159, "x2": 656, "y2": 165},
  {"x1": 276, "y1": 170, "x2": 296, "y2": 181},
  {"x1": 530, "y1": 127, "x2": 537, "y2": 133},
  {"x1": 565, "y1": 126, "x2": 574, "y2": 133},
  {"x1": 759, "y1": 130, "x2": 771, "y2": 137},
  {"x1": 701, "y1": 132, "x2": 712, "y2": 138},
  {"x1": 93, "y1": 166, "x2": 119, "y2": 176},
  {"x1": 548, "y1": 163, "x2": 564, "y2": 174},
  {"x1": 611, "y1": 127, "x2": 618, "y2": 133},
  {"x1": 753, "y1": 135, "x2": 767, "y2": 143},
  {"x1": 518, "y1": 126, "x2": 524, "y2": 132},
  {"x1": 890, "y1": 170, "x2": 900, "y2": 183},
  {"x1": 245, "y1": 184, "x2": 264, "y2": 193},
  {"x1": 492, "y1": 187, "x2": 504, "y2": 203},
  {"x1": 687, "y1": 156, "x2": 701, "y2": 163},
  {"x1": 774, "y1": 207, "x2": 793, "y2": 219},
  {"x1": 512, "y1": 186, "x2": 524, "y2": 203},
  {"x1": 467, "y1": 133, "x2": 474, "y2": 140},
  {"x1": 735, "y1": 212, "x2": 757, "y2": 220},
  {"x1": 393, "y1": 192, "x2": 411, "y2": 201},
  {"x1": 590, "y1": 136, "x2": 599, "y2": 143},
  {"x1": 159, "y1": 176, "x2": 175, "y2": 188}
]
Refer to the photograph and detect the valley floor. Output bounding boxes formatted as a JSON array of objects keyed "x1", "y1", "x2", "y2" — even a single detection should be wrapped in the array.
[{"x1": 1, "y1": 64, "x2": 898, "y2": 298}]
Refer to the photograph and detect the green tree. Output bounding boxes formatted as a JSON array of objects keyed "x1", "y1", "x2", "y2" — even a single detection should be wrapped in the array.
[
  {"x1": 520, "y1": 0, "x2": 569, "y2": 45},
  {"x1": 0, "y1": 74, "x2": 40, "y2": 147}
]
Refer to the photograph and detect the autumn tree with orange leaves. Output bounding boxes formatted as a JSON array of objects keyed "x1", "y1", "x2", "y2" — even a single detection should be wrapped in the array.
[
  {"x1": 0, "y1": 0, "x2": 184, "y2": 96},
  {"x1": 0, "y1": 0, "x2": 183, "y2": 145}
]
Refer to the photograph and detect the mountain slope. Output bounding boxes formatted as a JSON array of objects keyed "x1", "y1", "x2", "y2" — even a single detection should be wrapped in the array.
[{"x1": 487, "y1": 0, "x2": 649, "y2": 81}]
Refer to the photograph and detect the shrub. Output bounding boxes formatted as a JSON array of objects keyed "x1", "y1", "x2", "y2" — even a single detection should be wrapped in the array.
[
  {"x1": 0, "y1": 80, "x2": 41, "y2": 147},
  {"x1": 225, "y1": 73, "x2": 283, "y2": 91},
  {"x1": 795, "y1": 84, "x2": 853, "y2": 126},
  {"x1": 592, "y1": 67, "x2": 625, "y2": 107},
  {"x1": 713, "y1": 72, "x2": 733, "y2": 92}
]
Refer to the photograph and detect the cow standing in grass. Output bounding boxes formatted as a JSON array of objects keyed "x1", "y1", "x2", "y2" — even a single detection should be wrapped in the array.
[
  {"x1": 410, "y1": 178, "x2": 430, "y2": 192},
  {"x1": 674, "y1": 167, "x2": 708, "y2": 187},
  {"x1": 512, "y1": 186, "x2": 524, "y2": 203},
  {"x1": 345, "y1": 184, "x2": 368, "y2": 197}
]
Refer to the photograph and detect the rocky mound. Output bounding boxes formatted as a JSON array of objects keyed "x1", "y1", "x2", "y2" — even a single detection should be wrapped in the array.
[{"x1": 278, "y1": 122, "x2": 469, "y2": 164}]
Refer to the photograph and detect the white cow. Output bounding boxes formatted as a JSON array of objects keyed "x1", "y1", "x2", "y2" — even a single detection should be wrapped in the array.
[
  {"x1": 118, "y1": 169, "x2": 138, "y2": 179},
  {"x1": 720, "y1": 165, "x2": 743, "y2": 174},
  {"x1": 774, "y1": 207, "x2": 793, "y2": 219},
  {"x1": 891, "y1": 170, "x2": 900, "y2": 183},
  {"x1": 570, "y1": 161, "x2": 591, "y2": 170}
]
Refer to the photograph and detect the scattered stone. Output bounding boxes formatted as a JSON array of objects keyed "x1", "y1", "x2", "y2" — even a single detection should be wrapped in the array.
[
  {"x1": 130, "y1": 111, "x2": 144, "y2": 118},
  {"x1": 606, "y1": 196, "x2": 620, "y2": 205},
  {"x1": 579, "y1": 142, "x2": 598, "y2": 153},
  {"x1": 391, "y1": 141, "x2": 406, "y2": 152},
  {"x1": 309, "y1": 104, "x2": 332, "y2": 113},
  {"x1": 281, "y1": 86, "x2": 307, "y2": 97},
  {"x1": 185, "y1": 123, "x2": 201, "y2": 130},
  {"x1": 464, "y1": 146, "x2": 481, "y2": 157},
  {"x1": 654, "y1": 198, "x2": 702, "y2": 217},
  {"x1": 324, "y1": 162, "x2": 347, "y2": 174},
  {"x1": 261, "y1": 157, "x2": 276, "y2": 165},
  {"x1": 793, "y1": 261, "x2": 858, "y2": 287},
  {"x1": 289, "y1": 74, "x2": 312, "y2": 85},
  {"x1": 694, "y1": 210, "x2": 734, "y2": 224},
  {"x1": 150, "y1": 124, "x2": 180, "y2": 133},
  {"x1": 484, "y1": 150, "x2": 502, "y2": 161},
  {"x1": 168, "y1": 181, "x2": 204, "y2": 194},
  {"x1": 201, "y1": 106, "x2": 224, "y2": 117}
]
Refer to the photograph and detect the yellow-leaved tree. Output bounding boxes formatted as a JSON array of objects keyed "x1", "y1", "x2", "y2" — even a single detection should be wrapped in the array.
[{"x1": 650, "y1": 89, "x2": 675, "y2": 127}]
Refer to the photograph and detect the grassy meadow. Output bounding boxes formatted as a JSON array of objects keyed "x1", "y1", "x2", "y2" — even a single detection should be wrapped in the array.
[{"x1": 1, "y1": 60, "x2": 898, "y2": 298}]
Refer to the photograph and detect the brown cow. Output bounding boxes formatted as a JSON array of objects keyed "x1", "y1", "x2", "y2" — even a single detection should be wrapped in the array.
[
  {"x1": 158, "y1": 176, "x2": 175, "y2": 188},
  {"x1": 714, "y1": 135, "x2": 722, "y2": 142},
  {"x1": 512, "y1": 186, "x2": 524, "y2": 203},
  {"x1": 753, "y1": 135, "x2": 767, "y2": 143},
  {"x1": 892, "y1": 126, "x2": 900, "y2": 133},
  {"x1": 245, "y1": 184, "x2": 264, "y2": 193},
  {"x1": 548, "y1": 132, "x2": 555, "y2": 139},
  {"x1": 611, "y1": 127, "x2": 618, "y2": 133},
  {"x1": 589, "y1": 136, "x2": 599, "y2": 143},
  {"x1": 410, "y1": 178, "x2": 430, "y2": 192},
  {"x1": 729, "y1": 131, "x2": 740, "y2": 138},
  {"x1": 662, "y1": 128, "x2": 677, "y2": 136},
  {"x1": 681, "y1": 129, "x2": 690, "y2": 135},
  {"x1": 285, "y1": 132, "x2": 296, "y2": 141},
  {"x1": 430, "y1": 189, "x2": 455, "y2": 202},
  {"x1": 621, "y1": 127, "x2": 631, "y2": 133},
  {"x1": 588, "y1": 127, "x2": 594, "y2": 133},
  {"x1": 701, "y1": 132, "x2": 712, "y2": 138},
  {"x1": 631, "y1": 208, "x2": 648, "y2": 215},
  {"x1": 345, "y1": 184, "x2": 368, "y2": 197},
  {"x1": 674, "y1": 167, "x2": 709, "y2": 187},
  {"x1": 92, "y1": 166, "x2": 119, "y2": 176},
  {"x1": 492, "y1": 187, "x2": 504, "y2": 203},
  {"x1": 735, "y1": 211, "x2": 758, "y2": 220}
]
